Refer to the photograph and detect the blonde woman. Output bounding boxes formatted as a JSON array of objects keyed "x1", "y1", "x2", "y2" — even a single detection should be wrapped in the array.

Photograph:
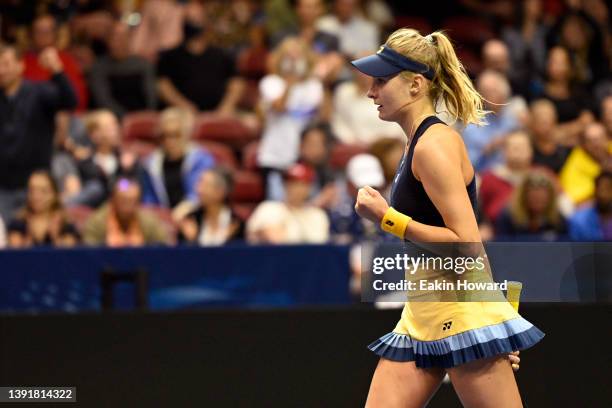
[
  {"x1": 352, "y1": 29, "x2": 544, "y2": 407},
  {"x1": 496, "y1": 170, "x2": 567, "y2": 240},
  {"x1": 256, "y1": 36, "x2": 324, "y2": 199}
]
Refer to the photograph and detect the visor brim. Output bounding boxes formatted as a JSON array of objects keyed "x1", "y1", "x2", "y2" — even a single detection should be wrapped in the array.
[{"x1": 350, "y1": 54, "x2": 402, "y2": 78}]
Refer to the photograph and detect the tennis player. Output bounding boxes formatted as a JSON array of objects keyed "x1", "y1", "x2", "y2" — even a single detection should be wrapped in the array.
[{"x1": 352, "y1": 29, "x2": 544, "y2": 407}]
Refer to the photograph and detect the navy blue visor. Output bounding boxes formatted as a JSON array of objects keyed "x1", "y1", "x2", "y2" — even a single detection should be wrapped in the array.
[{"x1": 350, "y1": 45, "x2": 435, "y2": 80}]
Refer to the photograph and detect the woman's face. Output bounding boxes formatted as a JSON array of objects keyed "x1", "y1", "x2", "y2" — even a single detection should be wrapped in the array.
[
  {"x1": 28, "y1": 174, "x2": 56, "y2": 213},
  {"x1": 197, "y1": 171, "x2": 226, "y2": 206},
  {"x1": 300, "y1": 129, "x2": 328, "y2": 166},
  {"x1": 525, "y1": 184, "x2": 551, "y2": 215},
  {"x1": 546, "y1": 47, "x2": 571, "y2": 82},
  {"x1": 367, "y1": 73, "x2": 414, "y2": 122}
]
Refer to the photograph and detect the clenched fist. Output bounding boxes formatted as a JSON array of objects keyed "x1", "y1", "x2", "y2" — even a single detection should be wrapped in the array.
[
  {"x1": 354, "y1": 185, "x2": 389, "y2": 224},
  {"x1": 38, "y1": 47, "x2": 63, "y2": 74}
]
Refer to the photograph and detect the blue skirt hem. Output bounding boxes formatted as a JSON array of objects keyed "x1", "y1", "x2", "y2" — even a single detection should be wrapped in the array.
[{"x1": 367, "y1": 317, "x2": 545, "y2": 368}]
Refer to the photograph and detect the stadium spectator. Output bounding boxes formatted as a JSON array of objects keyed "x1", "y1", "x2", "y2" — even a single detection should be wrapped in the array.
[
  {"x1": 63, "y1": 110, "x2": 141, "y2": 207},
  {"x1": 271, "y1": 0, "x2": 345, "y2": 84},
  {"x1": 501, "y1": 0, "x2": 548, "y2": 96},
  {"x1": 142, "y1": 108, "x2": 215, "y2": 217},
  {"x1": 246, "y1": 163, "x2": 329, "y2": 244},
  {"x1": 267, "y1": 122, "x2": 337, "y2": 205},
  {"x1": 23, "y1": 14, "x2": 87, "y2": 111},
  {"x1": 178, "y1": 167, "x2": 244, "y2": 245},
  {"x1": 480, "y1": 131, "x2": 533, "y2": 224},
  {"x1": 532, "y1": 46, "x2": 594, "y2": 144},
  {"x1": 156, "y1": 1, "x2": 245, "y2": 113},
  {"x1": 481, "y1": 39, "x2": 530, "y2": 98},
  {"x1": 331, "y1": 55, "x2": 404, "y2": 144},
  {"x1": 271, "y1": 0, "x2": 338, "y2": 52},
  {"x1": 0, "y1": 44, "x2": 77, "y2": 221},
  {"x1": 569, "y1": 171, "x2": 612, "y2": 241},
  {"x1": 256, "y1": 37, "x2": 324, "y2": 198},
  {"x1": 463, "y1": 70, "x2": 525, "y2": 172},
  {"x1": 548, "y1": 10, "x2": 608, "y2": 88},
  {"x1": 83, "y1": 177, "x2": 170, "y2": 246},
  {"x1": 89, "y1": 22, "x2": 157, "y2": 117},
  {"x1": 315, "y1": 0, "x2": 379, "y2": 58},
  {"x1": 328, "y1": 153, "x2": 388, "y2": 244},
  {"x1": 529, "y1": 99, "x2": 570, "y2": 173},
  {"x1": 7, "y1": 170, "x2": 80, "y2": 248},
  {"x1": 560, "y1": 122, "x2": 612, "y2": 205},
  {"x1": 495, "y1": 170, "x2": 567, "y2": 240}
]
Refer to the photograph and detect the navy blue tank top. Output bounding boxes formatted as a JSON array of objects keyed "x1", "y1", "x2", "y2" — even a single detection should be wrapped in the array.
[{"x1": 389, "y1": 116, "x2": 478, "y2": 228}]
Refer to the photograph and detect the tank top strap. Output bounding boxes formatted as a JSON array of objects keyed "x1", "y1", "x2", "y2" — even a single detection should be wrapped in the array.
[{"x1": 407, "y1": 116, "x2": 445, "y2": 160}]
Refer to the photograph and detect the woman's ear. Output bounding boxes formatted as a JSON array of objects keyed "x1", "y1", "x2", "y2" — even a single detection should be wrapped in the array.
[{"x1": 410, "y1": 75, "x2": 425, "y2": 96}]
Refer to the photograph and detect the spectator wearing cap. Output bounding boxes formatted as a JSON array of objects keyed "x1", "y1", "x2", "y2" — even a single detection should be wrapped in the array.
[
  {"x1": 177, "y1": 167, "x2": 244, "y2": 246},
  {"x1": 328, "y1": 153, "x2": 393, "y2": 244},
  {"x1": 0, "y1": 43, "x2": 77, "y2": 221},
  {"x1": 141, "y1": 108, "x2": 215, "y2": 218},
  {"x1": 569, "y1": 171, "x2": 612, "y2": 241},
  {"x1": 246, "y1": 163, "x2": 329, "y2": 244},
  {"x1": 267, "y1": 122, "x2": 338, "y2": 207},
  {"x1": 83, "y1": 177, "x2": 170, "y2": 247},
  {"x1": 560, "y1": 122, "x2": 612, "y2": 205}
]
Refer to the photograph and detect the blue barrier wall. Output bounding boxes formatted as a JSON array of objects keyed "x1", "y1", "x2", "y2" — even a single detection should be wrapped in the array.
[{"x1": 0, "y1": 245, "x2": 351, "y2": 312}]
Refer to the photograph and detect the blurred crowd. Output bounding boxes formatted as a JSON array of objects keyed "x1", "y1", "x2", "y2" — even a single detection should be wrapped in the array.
[{"x1": 0, "y1": 0, "x2": 611, "y2": 251}]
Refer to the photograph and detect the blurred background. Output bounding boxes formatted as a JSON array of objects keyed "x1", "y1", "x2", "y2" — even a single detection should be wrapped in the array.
[{"x1": 0, "y1": 0, "x2": 610, "y2": 406}]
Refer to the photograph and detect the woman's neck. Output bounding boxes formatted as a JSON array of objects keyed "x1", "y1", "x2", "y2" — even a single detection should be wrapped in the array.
[{"x1": 398, "y1": 100, "x2": 436, "y2": 143}]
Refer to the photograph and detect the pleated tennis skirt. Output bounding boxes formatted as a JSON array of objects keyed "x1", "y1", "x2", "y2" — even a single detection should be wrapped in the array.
[{"x1": 368, "y1": 300, "x2": 545, "y2": 368}]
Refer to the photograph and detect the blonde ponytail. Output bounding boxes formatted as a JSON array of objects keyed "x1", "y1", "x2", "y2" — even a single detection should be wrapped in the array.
[
  {"x1": 385, "y1": 28, "x2": 488, "y2": 126},
  {"x1": 429, "y1": 31, "x2": 487, "y2": 125}
]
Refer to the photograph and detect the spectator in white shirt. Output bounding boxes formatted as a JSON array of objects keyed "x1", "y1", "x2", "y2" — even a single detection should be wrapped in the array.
[{"x1": 247, "y1": 163, "x2": 329, "y2": 244}]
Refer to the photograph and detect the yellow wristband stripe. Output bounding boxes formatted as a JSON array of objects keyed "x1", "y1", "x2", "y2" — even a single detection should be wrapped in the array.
[{"x1": 380, "y1": 207, "x2": 412, "y2": 239}]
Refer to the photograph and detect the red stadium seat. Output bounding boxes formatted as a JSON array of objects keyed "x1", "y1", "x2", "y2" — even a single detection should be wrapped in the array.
[
  {"x1": 394, "y1": 16, "x2": 432, "y2": 34},
  {"x1": 329, "y1": 143, "x2": 369, "y2": 170},
  {"x1": 441, "y1": 16, "x2": 495, "y2": 47},
  {"x1": 197, "y1": 141, "x2": 238, "y2": 170},
  {"x1": 65, "y1": 205, "x2": 93, "y2": 233},
  {"x1": 230, "y1": 170, "x2": 264, "y2": 203},
  {"x1": 122, "y1": 111, "x2": 159, "y2": 142},
  {"x1": 242, "y1": 141, "x2": 259, "y2": 171},
  {"x1": 192, "y1": 114, "x2": 259, "y2": 149}
]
